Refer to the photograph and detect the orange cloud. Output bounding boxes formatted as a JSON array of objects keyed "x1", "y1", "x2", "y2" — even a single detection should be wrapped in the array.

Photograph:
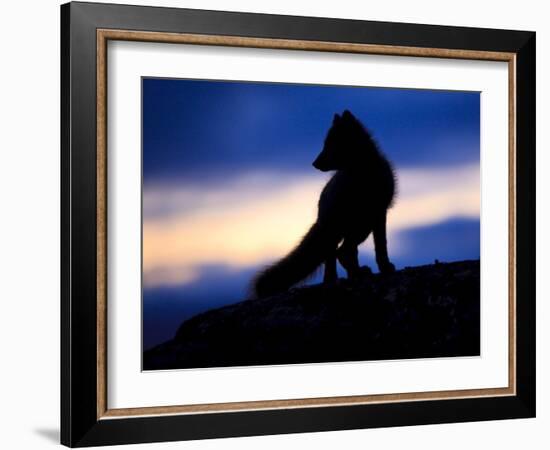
[{"x1": 143, "y1": 164, "x2": 479, "y2": 288}]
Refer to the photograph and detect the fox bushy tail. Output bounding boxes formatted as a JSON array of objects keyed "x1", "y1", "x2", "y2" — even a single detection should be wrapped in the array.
[{"x1": 253, "y1": 222, "x2": 336, "y2": 298}]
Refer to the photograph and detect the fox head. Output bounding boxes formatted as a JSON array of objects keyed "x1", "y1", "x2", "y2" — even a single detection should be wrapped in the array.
[{"x1": 313, "y1": 110, "x2": 376, "y2": 172}]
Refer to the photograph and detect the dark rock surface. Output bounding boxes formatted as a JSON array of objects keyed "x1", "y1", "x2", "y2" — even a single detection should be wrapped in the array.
[{"x1": 143, "y1": 260, "x2": 480, "y2": 370}]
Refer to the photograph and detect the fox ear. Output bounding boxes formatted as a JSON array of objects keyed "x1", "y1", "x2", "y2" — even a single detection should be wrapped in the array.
[
  {"x1": 333, "y1": 113, "x2": 341, "y2": 124},
  {"x1": 342, "y1": 110, "x2": 354, "y2": 120}
]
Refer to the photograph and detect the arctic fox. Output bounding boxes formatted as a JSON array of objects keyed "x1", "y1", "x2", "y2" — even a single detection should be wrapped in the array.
[{"x1": 253, "y1": 110, "x2": 396, "y2": 298}]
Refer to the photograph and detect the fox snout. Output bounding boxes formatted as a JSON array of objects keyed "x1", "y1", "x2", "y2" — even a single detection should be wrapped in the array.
[{"x1": 312, "y1": 154, "x2": 330, "y2": 172}]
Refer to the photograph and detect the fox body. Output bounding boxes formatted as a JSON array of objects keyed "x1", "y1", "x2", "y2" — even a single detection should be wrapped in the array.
[{"x1": 253, "y1": 110, "x2": 396, "y2": 298}]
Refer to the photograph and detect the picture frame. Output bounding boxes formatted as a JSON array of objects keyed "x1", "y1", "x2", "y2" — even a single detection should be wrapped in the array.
[{"x1": 60, "y1": 1, "x2": 535, "y2": 447}]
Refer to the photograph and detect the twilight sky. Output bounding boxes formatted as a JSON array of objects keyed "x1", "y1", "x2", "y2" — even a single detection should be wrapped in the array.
[{"x1": 142, "y1": 78, "x2": 480, "y2": 349}]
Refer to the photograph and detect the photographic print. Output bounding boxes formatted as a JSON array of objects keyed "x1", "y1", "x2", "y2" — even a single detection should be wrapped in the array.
[
  {"x1": 62, "y1": 5, "x2": 535, "y2": 445},
  {"x1": 142, "y1": 78, "x2": 481, "y2": 371}
]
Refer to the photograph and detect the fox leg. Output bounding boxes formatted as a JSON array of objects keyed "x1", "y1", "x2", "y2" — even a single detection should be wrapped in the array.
[
  {"x1": 373, "y1": 210, "x2": 395, "y2": 274},
  {"x1": 337, "y1": 239, "x2": 361, "y2": 279},
  {"x1": 323, "y1": 251, "x2": 338, "y2": 283}
]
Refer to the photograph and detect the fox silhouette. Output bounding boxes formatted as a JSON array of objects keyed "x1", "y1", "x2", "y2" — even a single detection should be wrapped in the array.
[{"x1": 253, "y1": 110, "x2": 397, "y2": 298}]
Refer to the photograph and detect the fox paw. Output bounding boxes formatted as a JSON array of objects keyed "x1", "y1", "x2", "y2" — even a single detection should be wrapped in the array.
[
  {"x1": 323, "y1": 276, "x2": 339, "y2": 286},
  {"x1": 379, "y1": 262, "x2": 396, "y2": 274},
  {"x1": 346, "y1": 266, "x2": 372, "y2": 281},
  {"x1": 358, "y1": 265, "x2": 373, "y2": 276}
]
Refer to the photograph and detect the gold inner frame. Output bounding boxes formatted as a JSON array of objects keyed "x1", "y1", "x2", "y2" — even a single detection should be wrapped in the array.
[{"x1": 96, "y1": 29, "x2": 517, "y2": 420}]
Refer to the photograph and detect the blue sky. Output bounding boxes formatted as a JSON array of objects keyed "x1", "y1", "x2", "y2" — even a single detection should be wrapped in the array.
[
  {"x1": 142, "y1": 78, "x2": 480, "y2": 349},
  {"x1": 143, "y1": 78, "x2": 479, "y2": 183}
]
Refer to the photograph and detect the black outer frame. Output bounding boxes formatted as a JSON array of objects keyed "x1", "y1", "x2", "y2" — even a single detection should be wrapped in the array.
[{"x1": 60, "y1": 1, "x2": 536, "y2": 447}]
